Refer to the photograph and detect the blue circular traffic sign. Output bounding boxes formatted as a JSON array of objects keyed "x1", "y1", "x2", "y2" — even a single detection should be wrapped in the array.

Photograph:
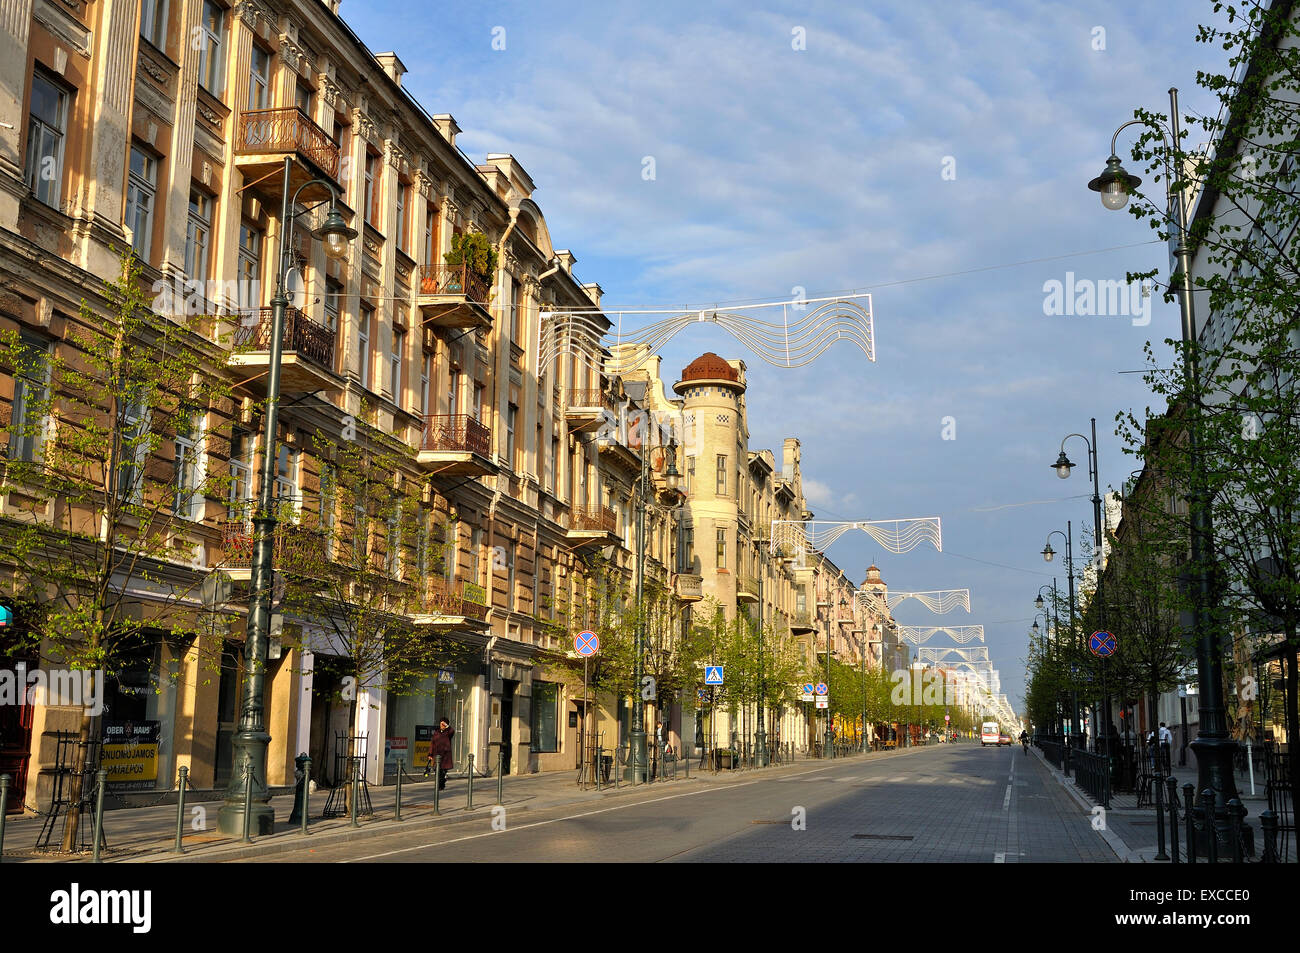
[
  {"x1": 575, "y1": 630, "x2": 599, "y2": 656},
  {"x1": 1089, "y1": 630, "x2": 1117, "y2": 657},
  {"x1": 815, "y1": 682, "x2": 828, "y2": 696}
]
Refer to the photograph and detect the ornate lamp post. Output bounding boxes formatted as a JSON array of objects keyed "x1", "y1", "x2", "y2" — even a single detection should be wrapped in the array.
[
  {"x1": 1042, "y1": 524, "x2": 1081, "y2": 748},
  {"x1": 218, "y1": 158, "x2": 355, "y2": 836},
  {"x1": 1089, "y1": 87, "x2": 1241, "y2": 842}
]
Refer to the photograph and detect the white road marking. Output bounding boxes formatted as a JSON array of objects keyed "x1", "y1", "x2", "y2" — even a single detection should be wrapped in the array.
[
  {"x1": 1003, "y1": 785, "x2": 1012, "y2": 809},
  {"x1": 994, "y1": 851, "x2": 1006, "y2": 863},
  {"x1": 888, "y1": 776, "x2": 907, "y2": 783}
]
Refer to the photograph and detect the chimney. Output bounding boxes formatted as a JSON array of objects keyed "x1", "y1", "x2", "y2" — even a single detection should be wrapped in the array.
[
  {"x1": 432, "y1": 114, "x2": 461, "y2": 147},
  {"x1": 555, "y1": 250, "x2": 576, "y2": 274},
  {"x1": 374, "y1": 52, "x2": 408, "y2": 87}
]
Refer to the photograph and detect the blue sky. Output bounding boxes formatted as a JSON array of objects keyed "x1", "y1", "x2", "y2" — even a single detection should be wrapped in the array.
[{"x1": 342, "y1": 0, "x2": 1230, "y2": 713}]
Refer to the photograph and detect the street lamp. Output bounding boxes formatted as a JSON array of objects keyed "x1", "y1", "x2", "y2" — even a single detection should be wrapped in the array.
[
  {"x1": 1042, "y1": 524, "x2": 1080, "y2": 747},
  {"x1": 217, "y1": 158, "x2": 355, "y2": 836},
  {"x1": 1091, "y1": 90, "x2": 1240, "y2": 837},
  {"x1": 1052, "y1": 419, "x2": 1111, "y2": 755}
]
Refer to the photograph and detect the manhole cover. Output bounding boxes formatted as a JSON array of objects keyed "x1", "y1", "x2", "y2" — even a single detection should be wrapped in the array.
[{"x1": 852, "y1": 833, "x2": 914, "y2": 841}]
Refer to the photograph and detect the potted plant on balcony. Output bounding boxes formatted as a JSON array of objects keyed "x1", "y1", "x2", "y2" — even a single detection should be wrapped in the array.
[{"x1": 440, "y1": 231, "x2": 498, "y2": 300}]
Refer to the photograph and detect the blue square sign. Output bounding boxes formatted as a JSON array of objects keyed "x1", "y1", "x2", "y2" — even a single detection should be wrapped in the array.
[{"x1": 704, "y1": 666, "x2": 724, "y2": 685}]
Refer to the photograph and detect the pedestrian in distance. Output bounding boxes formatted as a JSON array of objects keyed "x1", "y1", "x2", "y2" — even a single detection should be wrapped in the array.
[{"x1": 429, "y1": 718, "x2": 454, "y2": 790}]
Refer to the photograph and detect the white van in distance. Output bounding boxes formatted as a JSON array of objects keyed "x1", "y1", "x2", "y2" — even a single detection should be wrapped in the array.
[{"x1": 981, "y1": 722, "x2": 1001, "y2": 746}]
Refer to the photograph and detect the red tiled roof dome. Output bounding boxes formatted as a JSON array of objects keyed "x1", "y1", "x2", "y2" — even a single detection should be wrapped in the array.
[{"x1": 681, "y1": 352, "x2": 738, "y2": 382}]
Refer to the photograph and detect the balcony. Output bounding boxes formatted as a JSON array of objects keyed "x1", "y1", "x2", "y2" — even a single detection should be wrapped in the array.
[
  {"x1": 564, "y1": 388, "x2": 617, "y2": 434},
  {"x1": 417, "y1": 263, "x2": 493, "y2": 330},
  {"x1": 417, "y1": 414, "x2": 496, "y2": 477},
  {"x1": 234, "y1": 107, "x2": 340, "y2": 203},
  {"x1": 736, "y1": 572, "x2": 759, "y2": 604},
  {"x1": 412, "y1": 578, "x2": 490, "y2": 630},
  {"x1": 219, "y1": 519, "x2": 325, "y2": 581},
  {"x1": 791, "y1": 610, "x2": 817, "y2": 634},
  {"x1": 564, "y1": 504, "x2": 620, "y2": 552},
  {"x1": 674, "y1": 573, "x2": 703, "y2": 602},
  {"x1": 229, "y1": 307, "x2": 339, "y2": 393}
]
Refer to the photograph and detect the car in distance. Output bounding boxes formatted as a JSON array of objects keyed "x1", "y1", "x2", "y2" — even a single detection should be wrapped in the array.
[
  {"x1": 999, "y1": 733, "x2": 1012, "y2": 746},
  {"x1": 981, "y1": 722, "x2": 1000, "y2": 746}
]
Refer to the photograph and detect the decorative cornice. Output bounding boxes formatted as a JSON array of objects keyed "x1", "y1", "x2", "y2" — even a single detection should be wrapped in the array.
[
  {"x1": 414, "y1": 169, "x2": 435, "y2": 200},
  {"x1": 318, "y1": 74, "x2": 340, "y2": 108},
  {"x1": 278, "y1": 34, "x2": 307, "y2": 75},
  {"x1": 385, "y1": 140, "x2": 407, "y2": 173}
]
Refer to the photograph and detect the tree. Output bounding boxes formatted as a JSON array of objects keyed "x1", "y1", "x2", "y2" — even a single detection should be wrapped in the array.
[
  {"x1": 1117, "y1": 1, "x2": 1300, "y2": 802},
  {"x1": 276, "y1": 415, "x2": 453, "y2": 783},
  {"x1": 0, "y1": 254, "x2": 241, "y2": 850}
]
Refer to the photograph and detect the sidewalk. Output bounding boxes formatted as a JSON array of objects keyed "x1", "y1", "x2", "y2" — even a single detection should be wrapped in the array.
[
  {"x1": 1030, "y1": 745, "x2": 1289, "y2": 862},
  {"x1": 0, "y1": 743, "x2": 940, "y2": 864}
]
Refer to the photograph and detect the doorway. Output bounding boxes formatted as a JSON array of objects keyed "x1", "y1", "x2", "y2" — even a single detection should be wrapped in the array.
[{"x1": 500, "y1": 680, "x2": 517, "y2": 774}]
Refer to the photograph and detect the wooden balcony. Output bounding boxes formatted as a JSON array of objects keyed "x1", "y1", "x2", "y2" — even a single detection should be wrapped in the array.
[
  {"x1": 564, "y1": 504, "x2": 620, "y2": 552},
  {"x1": 417, "y1": 414, "x2": 496, "y2": 477},
  {"x1": 417, "y1": 263, "x2": 493, "y2": 330},
  {"x1": 229, "y1": 307, "x2": 339, "y2": 393},
  {"x1": 234, "y1": 107, "x2": 340, "y2": 203},
  {"x1": 564, "y1": 388, "x2": 617, "y2": 434},
  {"x1": 411, "y1": 578, "x2": 491, "y2": 630},
  {"x1": 674, "y1": 572, "x2": 703, "y2": 603}
]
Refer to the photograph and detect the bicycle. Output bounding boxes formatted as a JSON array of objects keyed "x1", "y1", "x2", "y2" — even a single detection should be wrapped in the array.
[{"x1": 1021, "y1": 736, "x2": 1029, "y2": 755}]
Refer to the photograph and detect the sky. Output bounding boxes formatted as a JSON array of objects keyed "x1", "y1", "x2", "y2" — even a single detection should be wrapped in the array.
[{"x1": 341, "y1": 0, "x2": 1233, "y2": 714}]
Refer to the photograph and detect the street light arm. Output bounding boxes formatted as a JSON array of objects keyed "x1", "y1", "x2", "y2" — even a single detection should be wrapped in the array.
[{"x1": 276, "y1": 177, "x2": 346, "y2": 300}]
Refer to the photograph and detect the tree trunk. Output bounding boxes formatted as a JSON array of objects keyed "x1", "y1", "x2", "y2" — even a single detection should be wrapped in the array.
[{"x1": 59, "y1": 705, "x2": 94, "y2": 852}]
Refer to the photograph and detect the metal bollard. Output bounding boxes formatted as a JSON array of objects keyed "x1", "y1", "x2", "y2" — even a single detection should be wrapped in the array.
[
  {"x1": 300, "y1": 755, "x2": 312, "y2": 835},
  {"x1": 92, "y1": 768, "x2": 107, "y2": 863},
  {"x1": 1227, "y1": 799, "x2": 1245, "y2": 863},
  {"x1": 1166, "y1": 776, "x2": 1180, "y2": 863},
  {"x1": 596, "y1": 746, "x2": 603, "y2": 792},
  {"x1": 174, "y1": 765, "x2": 189, "y2": 854},
  {"x1": 1153, "y1": 772, "x2": 1169, "y2": 861},
  {"x1": 395, "y1": 757, "x2": 404, "y2": 822},
  {"x1": 1201, "y1": 789, "x2": 1218, "y2": 863},
  {"x1": 243, "y1": 758, "x2": 255, "y2": 843},
  {"x1": 350, "y1": 758, "x2": 360, "y2": 829},
  {"x1": 432, "y1": 755, "x2": 441, "y2": 815},
  {"x1": 497, "y1": 749, "x2": 505, "y2": 805},
  {"x1": 466, "y1": 754, "x2": 475, "y2": 810},
  {"x1": 1259, "y1": 809, "x2": 1278, "y2": 863},
  {"x1": 0, "y1": 773, "x2": 10, "y2": 863},
  {"x1": 1183, "y1": 783, "x2": 1197, "y2": 863}
]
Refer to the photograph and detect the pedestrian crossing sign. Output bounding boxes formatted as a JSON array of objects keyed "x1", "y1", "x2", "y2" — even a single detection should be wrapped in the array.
[{"x1": 704, "y1": 666, "x2": 724, "y2": 685}]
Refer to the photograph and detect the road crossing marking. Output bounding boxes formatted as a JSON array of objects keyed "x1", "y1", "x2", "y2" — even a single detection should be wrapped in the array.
[
  {"x1": 1003, "y1": 785, "x2": 1012, "y2": 809},
  {"x1": 994, "y1": 852, "x2": 1006, "y2": 863}
]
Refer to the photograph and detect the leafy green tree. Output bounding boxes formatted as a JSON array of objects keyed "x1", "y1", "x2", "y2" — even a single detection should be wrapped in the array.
[{"x1": 0, "y1": 254, "x2": 240, "y2": 850}]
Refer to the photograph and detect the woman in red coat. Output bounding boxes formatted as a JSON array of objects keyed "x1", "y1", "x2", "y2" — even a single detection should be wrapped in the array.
[{"x1": 429, "y1": 718, "x2": 454, "y2": 790}]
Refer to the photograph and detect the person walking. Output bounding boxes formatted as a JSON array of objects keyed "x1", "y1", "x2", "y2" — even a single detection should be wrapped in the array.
[{"x1": 430, "y1": 718, "x2": 454, "y2": 791}]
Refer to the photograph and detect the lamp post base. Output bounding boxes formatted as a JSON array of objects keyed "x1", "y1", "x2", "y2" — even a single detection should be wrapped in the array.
[
  {"x1": 625, "y1": 729, "x2": 649, "y2": 783},
  {"x1": 755, "y1": 727, "x2": 768, "y2": 767},
  {"x1": 216, "y1": 729, "x2": 274, "y2": 836}
]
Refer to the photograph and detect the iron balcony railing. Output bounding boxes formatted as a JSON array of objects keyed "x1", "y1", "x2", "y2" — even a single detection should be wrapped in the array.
[
  {"x1": 220, "y1": 518, "x2": 325, "y2": 570},
  {"x1": 235, "y1": 107, "x2": 341, "y2": 179},
  {"x1": 569, "y1": 504, "x2": 617, "y2": 534},
  {"x1": 418, "y1": 262, "x2": 492, "y2": 308},
  {"x1": 422, "y1": 578, "x2": 488, "y2": 621},
  {"x1": 421, "y1": 414, "x2": 491, "y2": 457},
  {"x1": 232, "y1": 307, "x2": 336, "y2": 368},
  {"x1": 566, "y1": 388, "x2": 616, "y2": 411}
]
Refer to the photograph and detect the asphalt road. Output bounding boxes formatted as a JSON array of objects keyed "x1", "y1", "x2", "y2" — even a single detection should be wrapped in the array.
[{"x1": 245, "y1": 743, "x2": 1117, "y2": 863}]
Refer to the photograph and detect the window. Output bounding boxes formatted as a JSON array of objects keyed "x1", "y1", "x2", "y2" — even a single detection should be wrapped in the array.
[
  {"x1": 274, "y1": 444, "x2": 297, "y2": 517},
  {"x1": 716, "y1": 454, "x2": 727, "y2": 496},
  {"x1": 228, "y1": 429, "x2": 253, "y2": 519},
  {"x1": 295, "y1": 82, "x2": 313, "y2": 117},
  {"x1": 686, "y1": 455, "x2": 695, "y2": 492},
  {"x1": 395, "y1": 182, "x2": 409, "y2": 252},
  {"x1": 448, "y1": 369, "x2": 460, "y2": 417},
  {"x1": 474, "y1": 383, "x2": 486, "y2": 421},
  {"x1": 173, "y1": 411, "x2": 202, "y2": 520},
  {"x1": 117, "y1": 391, "x2": 151, "y2": 505},
  {"x1": 550, "y1": 436, "x2": 559, "y2": 495},
  {"x1": 9, "y1": 333, "x2": 51, "y2": 463},
  {"x1": 185, "y1": 190, "x2": 212, "y2": 285},
  {"x1": 442, "y1": 518, "x2": 457, "y2": 584},
  {"x1": 125, "y1": 147, "x2": 157, "y2": 260},
  {"x1": 248, "y1": 46, "x2": 270, "y2": 110},
  {"x1": 364, "y1": 152, "x2": 380, "y2": 227},
  {"x1": 471, "y1": 525, "x2": 484, "y2": 585},
  {"x1": 324, "y1": 277, "x2": 343, "y2": 332},
  {"x1": 140, "y1": 0, "x2": 169, "y2": 49},
  {"x1": 530, "y1": 681, "x2": 559, "y2": 753},
  {"x1": 716, "y1": 528, "x2": 726, "y2": 570},
  {"x1": 424, "y1": 207, "x2": 439, "y2": 265},
  {"x1": 353, "y1": 504, "x2": 367, "y2": 562},
  {"x1": 391, "y1": 326, "x2": 405, "y2": 403},
  {"x1": 415, "y1": 507, "x2": 429, "y2": 579},
  {"x1": 506, "y1": 403, "x2": 518, "y2": 469},
  {"x1": 510, "y1": 279, "x2": 521, "y2": 342},
  {"x1": 504, "y1": 540, "x2": 516, "y2": 610},
  {"x1": 386, "y1": 503, "x2": 401, "y2": 578},
  {"x1": 420, "y1": 350, "x2": 433, "y2": 416},
  {"x1": 319, "y1": 462, "x2": 336, "y2": 551},
  {"x1": 237, "y1": 223, "x2": 262, "y2": 310},
  {"x1": 197, "y1": 1, "x2": 225, "y2": 97},
  {"x1": 25, "y1": 70, "x2": 68, "y2": 208},
  {"x1": 358, "y1": 304, "x2": 373, "y2": 389}
]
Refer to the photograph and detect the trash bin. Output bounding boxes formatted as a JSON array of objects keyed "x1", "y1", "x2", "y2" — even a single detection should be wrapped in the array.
[{"x1": 600, "y1": 756, "x2": 613, "y2": 784}]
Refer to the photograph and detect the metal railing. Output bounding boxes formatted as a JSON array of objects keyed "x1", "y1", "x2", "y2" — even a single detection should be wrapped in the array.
[
  {"x1": 1071, "y1": 747, "x2": 1110, "y2": 808},
  {"x1": 220, "y1": 518, "x2": 325, "y2": 570},
  {"x1": 421, "y1": 414, "x2": 491, "y2": 457},
  {"x1": 232, "y1": 307, "x2": 336, "y2": 368},
  {"x1": 421, "y1": 578, "x2": 488, "y2": 621},
  {"x1": 569, "y1": 504, "x2": 617, "y2": 533},
  {"x1": 566, "y1": 388, "x2": 615, "y2": 411},
  {"x1": 235, "y1": 107, "x2": 340, "y2": 178},
  {"x1": 418, "y1": 262, "x2": 492, "y2": 307}
]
